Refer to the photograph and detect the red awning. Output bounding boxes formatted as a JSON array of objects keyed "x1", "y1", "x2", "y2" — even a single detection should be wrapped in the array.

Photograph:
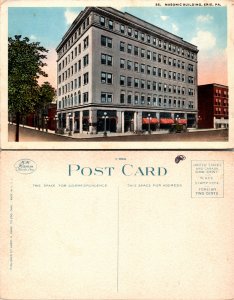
[
  {"x1": 142, "y1": 118, "x2": 159, "y2": 124},
  {"x1": 177, "y1": 119, "x2": 187, "y2": 125},
  {"x1": 160, "y1": 118, "x2": 174, "y2": 124}
]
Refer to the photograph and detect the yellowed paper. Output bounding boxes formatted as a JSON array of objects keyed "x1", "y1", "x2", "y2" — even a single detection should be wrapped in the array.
[{"x1": 0, "y1": 151, "x2": 233, "y2": 299}]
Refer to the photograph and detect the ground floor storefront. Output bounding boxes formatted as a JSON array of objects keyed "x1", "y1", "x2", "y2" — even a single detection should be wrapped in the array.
[{"x1": 56, "y1": 108, "x2": 197, "y2": 135}]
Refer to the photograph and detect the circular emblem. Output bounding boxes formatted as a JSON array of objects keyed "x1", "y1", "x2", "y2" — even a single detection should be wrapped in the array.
[{"x1": 14, "y1": 159, "x2": 37, "y2": 174}]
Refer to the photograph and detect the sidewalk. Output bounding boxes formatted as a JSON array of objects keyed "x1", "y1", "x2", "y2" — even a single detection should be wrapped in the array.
[{"x1": 14, "y1": 123, "x2": 227, "y2": 140}]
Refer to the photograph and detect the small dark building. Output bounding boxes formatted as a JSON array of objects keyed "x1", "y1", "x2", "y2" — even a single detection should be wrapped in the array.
[{"x1": 198, "y1": 84, "x2": 228, "y2": 129}]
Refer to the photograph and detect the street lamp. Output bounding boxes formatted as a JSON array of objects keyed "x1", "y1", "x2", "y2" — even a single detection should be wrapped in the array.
[
  {"x1": 102, "y1": 112, "x2": 108, "y2": 137},
  {"x1": 44, "y1": 116, "x2": 49, "y2": 132},
  {"x1": 54, "y1": 114, "x2": 58, "y2": 133},
  {"x1": 68, "y1": 112, "x2": 72, "y2": 136},
  {"x1": 147, "y1": 113, "x2": 151, "y2": 134}
]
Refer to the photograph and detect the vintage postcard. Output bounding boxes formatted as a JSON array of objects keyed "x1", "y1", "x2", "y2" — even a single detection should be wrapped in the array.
[
  {"x1": 0, "y1": 0, "x2": 233, "y2": 149},
  {"x1": 0, "y1": 150, "x2": 233, "y2": 299}
]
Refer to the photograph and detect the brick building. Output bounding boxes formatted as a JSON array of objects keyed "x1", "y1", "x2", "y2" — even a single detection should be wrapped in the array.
[{"x1": 198, "y1": 84, "x2": 228, "y2": 129}]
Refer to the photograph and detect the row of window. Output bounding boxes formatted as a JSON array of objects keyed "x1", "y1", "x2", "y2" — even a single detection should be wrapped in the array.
[
  {"x1": 58, "y1": 37, "x2": 89, "y2": 71},
  {"x1": 215, "y1": 99, "x2": 228, "y2": 106},
  {"x1": 59, "y1": 16, "x2": 90, "y2": 57},
  {"x1": 99, "y1": 15, "x2": 196, "y2": 60},
  {"x1": 58, "y1": 92, "x2": 89, "y2": 108},
  {"x1": 58, "y1": 54, "x2": 89, "y2": 83},
  {"x1": 58, "y1": 91, "x2": 194, "y2": 109},
  {"x1": 58, "y1": 72, "x2": 89, "y2": 95},
  {"x1": 100, "y1": 35, "x2": 195, "y2": 71},
  {"x1": 119, "y1": 59, "x2": 194, "y2": 83},
  {"x1": 215, "y1": 107, "x2": 228, "y2": 114},
  {"x1": 215, "y1": 89, "x2": 228, "y2": 97}
]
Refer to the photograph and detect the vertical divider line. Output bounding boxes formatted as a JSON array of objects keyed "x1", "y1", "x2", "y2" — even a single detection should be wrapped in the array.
[{"x1": 117, "y1": 185, "x2": 119, "y2": 293}]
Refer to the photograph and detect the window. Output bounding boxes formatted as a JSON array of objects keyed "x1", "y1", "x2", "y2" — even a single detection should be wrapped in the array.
[
  {"x1": 158, "y1": 54, "x2": 162, "y2": 63},
  {"x1": 120, "y1": 24, "x2": 125, "y2": 34},
  {"x1": 158, "y1": 83, "x2": 162, "y2": 91},
  {"x1": 101, "y1": 72, "x2": 113, "y2": 84},
  {"x1": 78, "y1": 60, "x2": 81, "y2": 71},
  {"x1": 74, "y1": 79, "x2": 77, "y2": 89},
  {"x1": 147, "y1": 81, "x2": 151, "y2": 90},
  {"x1": 134, "y1": 46, "x2": 139, "y2": 56},
  {"x1": 109, "y1": 20, "x2": 113, "y2": 30},
  {"x1": 101, "y1": 92, "x2": 113, "y2": 103},
  {"x1": 78, "y1": 76, "x2": 81, "y2": 88},
  {"x1": 120, "y1": 41, "x2": 125, "y2": 51},
  {"x1": 74, "y1": 63, "x2": 77, "y2": 73},
  {"x1": 153, "y1": 37, "x2": 156, "y2": 45},
  {"x1": 135, "y1": 94, "x2": 139, "y2": 104},
  {"x1": 141, "y1": 49, "x2": 145, "y2": 58},
  {"x1": 83, "y1": 54, "x2": 89, "y2": 67},
  {"x1": 163, "y1": 56, "x2": 167, "y2": 64},
  {"x1": 158, "y1": 68, "x2": 162, "y2": 77},
  {"x1": 173, "y1": 72, "x2": 176, "y2": 80},
  {"x1": 177, "y1": 73, "x2": 181, "y2": 81},
  {"x1": 83, "y1": 36, "x2": 89, "y2": 49},
  {"x1": 127, "y1": 44, "x2": 132, "y2": 54},
  {"x1": 141, "y1": 33, "x2": 145, "y2": 41},
  {"x1": 153, "y1": 67, "x2": 157, "y2": 76},
  {"x1": 177, "y1": 60, "x2": 181, "y2": 68},
  {"x1": 100, "y1": 16, "x2": 105, "y2": 26},
  {"x1": 127, "y1": 60, "x2": 132, "y2": 70},
  {"x1": 153, "y1": 96, "x2": 157, "y2": 106},
  {"x1": 140, "y1": 64, "x2": 145, "y2": 73},
  {"x1": 153, "y1": 52, "x2": 157, "y2": 61},
  {"x1": 163, "y1": 41, "x2": 167, "y2": 49},
  {"x1": 182, "y1": 74, "x2": 185, "y2": 82},
  {"x1": 128, "y1": 27, "x2": 132, "y2": 36},
  {"x1": 147, "y1": 50, "x2": 151, "y2": 60},
  {"x1": 134, "y1": 78, "x2": 139, "y2": 88},
  {"x1": 141, "y1": 79, "x2": 145, "y2": 89},
  {"x1": 141, "y1": 94, "x2": 145, "y2": 104},
  {"x1": 101, "y1": 35, "x2": 112, "y2": 48},
  {"x1": 127, "y1": 94, "x2": 132, "y2": 104},
  {"x1": 120, "y1": 92, "x2": 125, "y2": 103},
  {"x1": 147, "y1": 65, "x2": 151, "y2": 75},
  {"x1": 134, "y1": 62, "x2": 139, "y2": 72},
  {"x1": 127, "y1": 77, "x2": 132, "y2": 87},
  {"x1": 134, "y1": 30, "x2": 138, "y2": 39},
  {"x1": 164, "y1": 84, "x2": 167, "y2": 92},
  {"x1": 120, "y1": 58, "x2": 125, "y2": 68},
  {"x1": 147, "y1": 95, "x2": 151, "y2": 105},
  {"x1": 158, "y1": 40, "x2": 162, "y2": 47},
  {"x1": 182, "y1": 87, "x2": 185, "y2": 95},
  {"x1": 120, "y1": 75, "x2": 125, "y2": 86},
  {"x1": 101, "y1": 54, "x2": 112, "y2": 66},
  {"x1": 173, "y1": 59, "x2": 176, "y2": 67},
  {"x1": 83, "y1": 72, "x2": 89, "y2": 85},
  {"x1": 168, "y1": 85, "x2": 172, "y2": 93},
  {"x1": 147, "y1": 35, "x2": 151, "y2": 43},
  {"x1": 83, "y1": 92, "x2": 88, "y2": 103}
]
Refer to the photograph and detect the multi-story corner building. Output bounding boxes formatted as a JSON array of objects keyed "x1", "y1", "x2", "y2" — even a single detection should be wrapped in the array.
[
  {"x1": 198, "y1": 84, "x2": 229, "y2": 129},
  {"x1": 56, "y1": 7, "x2": 198, "y2": 134}
]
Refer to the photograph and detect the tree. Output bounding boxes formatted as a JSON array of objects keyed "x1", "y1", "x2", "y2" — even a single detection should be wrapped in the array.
[
  {"x1": 8, "y1": 35, "x2": 48, "y2": 141},
  {"x1": 35, "y1": 82, "x2": 56, "y2": 130}
]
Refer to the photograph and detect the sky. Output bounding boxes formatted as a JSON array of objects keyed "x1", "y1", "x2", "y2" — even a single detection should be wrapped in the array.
[{"x1": 8, "y1": 6, "x2": 227, "y2": 88}]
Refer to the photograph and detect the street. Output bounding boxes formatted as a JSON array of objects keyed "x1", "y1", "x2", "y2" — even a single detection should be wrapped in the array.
[{"x1": 8, "y1": 124, "x2": 228, "y2": 142}]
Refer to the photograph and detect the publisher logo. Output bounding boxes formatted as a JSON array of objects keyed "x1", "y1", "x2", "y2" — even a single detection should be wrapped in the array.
[{"x1": 14, "y1": 159, "x2": 37, "y2": 174}]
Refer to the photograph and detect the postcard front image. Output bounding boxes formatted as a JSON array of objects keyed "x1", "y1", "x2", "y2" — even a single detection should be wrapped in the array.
[{"x1": 1, "y1": 0, "x2": 233, "y2": 149}]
